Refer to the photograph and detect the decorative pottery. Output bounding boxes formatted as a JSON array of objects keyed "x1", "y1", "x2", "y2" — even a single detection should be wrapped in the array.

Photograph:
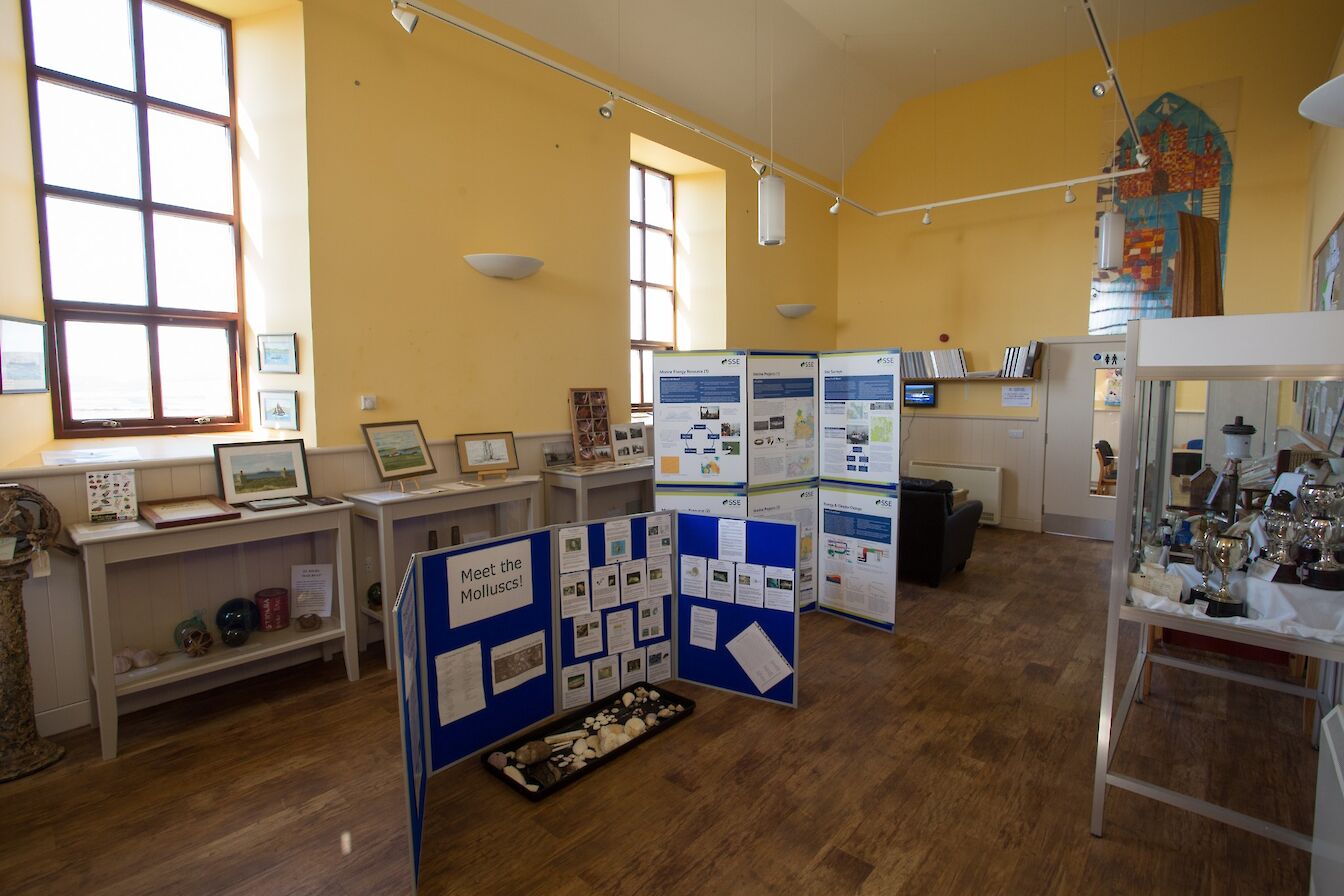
[
  {"x1": 367, "y1": 582, "x2": 382, "y2": 610},
  {"x1": 215, "y1": 598, "x2": 260, "y2": 633},
  {"x1": 220, "y1": 627, "x2": 250, "y2": 648},
  {"x1": 173, "y1": 614, "x2": 209, "y2": 648}
]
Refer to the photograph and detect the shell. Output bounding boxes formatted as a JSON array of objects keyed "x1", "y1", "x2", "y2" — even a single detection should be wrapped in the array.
[
  {"x1": 598, "y1": 729, "x2": 622, "y2": 755},
  {"x1": 515, "y1": 740, "x2": 552, "y2": 765},
  {"x1": 112, "y1": 655, "x2": 132, "y2": 674},
  {"x1": 487, "y1": 752, "x2": 508, "y2": 770},
  {"x1": 503, "y1": 766, "x2": 527, "y2": 786},
  {"x1": 131, "y1": 648, "x2": 159, "y2": 669},
  {"x1": 648, "y1": 690, "x2": 660, "y2": 702},
  {"x1": 116, "y1": 647, "x2": 137, "y2": 662},
  {"x1": 624, "y1": 717, "x2": 647, "y2": 738},
  {"x1": 621, "y1": 692, "x2": 635, "y2": 707}
]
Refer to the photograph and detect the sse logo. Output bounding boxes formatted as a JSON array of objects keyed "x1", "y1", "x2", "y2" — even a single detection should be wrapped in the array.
[
  {"x1": 876, "y1": 356, "x2": 896, "y2": 365},
  {"x1": 874, "y1": 498, "x2": 893, "y2": 508},
  {"x1": 800, "y1": 360, "x2": 816, "y2": 368},
  {"x1": 720, "y1": 357, "x2": 742, "y2": 366}
]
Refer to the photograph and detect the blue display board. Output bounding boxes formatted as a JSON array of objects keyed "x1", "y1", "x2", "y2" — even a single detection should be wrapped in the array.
[
  {"x1": 675, "y1": 513, "x2": 800, "y2": 706},
  {"x1": 392, "y1": 566, "x2": 427, "y2": 894},
  {"x1": 419, "y1": 529, "x2": 555, "y2": 772},
  {"x1": 555, "y1": 512, "x2": 675, "y2": 708}
]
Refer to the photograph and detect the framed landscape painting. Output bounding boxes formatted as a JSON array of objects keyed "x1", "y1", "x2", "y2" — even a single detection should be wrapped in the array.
[
  {"x1": 363, "y1": 420, "x2": 436, "y2": 481},
  {"x1": 214, "y1": 439, "x2": 311, "y2": 505}
]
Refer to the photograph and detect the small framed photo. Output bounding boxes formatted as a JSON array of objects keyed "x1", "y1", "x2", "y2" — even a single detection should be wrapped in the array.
[
  {"x1": 258, "y1": 390, "x2": 299, "y2": 431},
  {"x1": 0, "y1": 315, "x2": 48, "y2": 394},
  {"x1": 362, "y1": 420, "x2": 436, "y2": 481},
  {"x1": 456, "y1": 431, "x2": 519, "y2": 474},
  {"x1": 140, "y1": 495, "x2": 240, "y2": 529},
  {"x1": 215, "y1": 438, "x2": 311, "y2": 506},
  {"x1": 257, "y1": 332, "x2": 298, "y2": 373},
  {"x1": 542, "y1": 439, "x2": 576, "y2": 468}
]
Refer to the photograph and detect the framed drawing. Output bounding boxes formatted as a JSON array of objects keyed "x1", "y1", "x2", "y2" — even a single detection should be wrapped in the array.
[
  {"x1": 456, "y1": 431, "x2": 518, "y2": 476},
  {"x1": 214, "y1": 439, "x2": 311, "y2": 506},
  {"x1": 140, "y1": 495, "x2": 240, "y2": 529},
  {"x1": 569, "y1": 388, "x2": 613, "y2": 464},
  {"x1": 0, "y1": 315, "x2": 48, "y2": 394},
  {"x1": 257, "y1": 332, "x2": 299, "y2": 373},
  {"x1": 362, "y1": 420, "x2": 436, "y2": 481},
  {"x1": 258, "y1": 390, "x2": 299, "y2": 431}
]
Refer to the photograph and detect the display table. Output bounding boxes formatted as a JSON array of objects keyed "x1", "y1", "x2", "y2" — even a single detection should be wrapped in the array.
[
  {"x1": 542, "y1": 460, "x2": 653, "y2": 524},
  {"x1": 68, "y1": 501, "x2": 360, "y2": 759},
  {"x1": 344, "y1": 476, "x2": 543, "y2": 668}
]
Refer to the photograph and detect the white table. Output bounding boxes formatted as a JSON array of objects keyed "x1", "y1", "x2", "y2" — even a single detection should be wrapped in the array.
[
  {"x1": 68, "y1": 501, "x2": 359, "y2": 760},
  {"x1": 344, "y1": 476, "x2": 543, "y2": 668},
  {"x1": 543, "y1": 460, "x2": 654, "y2": 524}
]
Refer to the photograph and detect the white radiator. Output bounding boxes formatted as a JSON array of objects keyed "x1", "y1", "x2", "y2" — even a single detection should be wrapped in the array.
[{"x1": 907, "y1": 460, "x2": 1002, "y2": 526}]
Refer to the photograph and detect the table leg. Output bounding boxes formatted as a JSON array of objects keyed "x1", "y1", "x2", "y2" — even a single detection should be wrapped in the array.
[
  {"x1": 525, "y1": 488, "x2": 538, "y2": 530},
  {"x1": 575, "y1": 482, "x2": 589, "y2": 523},
  {"x1": 336, "y1": 514, "x2": 360, "y2": 681},
  {"x1": 82, "y1": 544, "x2": 120, "y2": 760},
  {"x1": 378, "y1": 514, "x2": 397, "y2": 671}
]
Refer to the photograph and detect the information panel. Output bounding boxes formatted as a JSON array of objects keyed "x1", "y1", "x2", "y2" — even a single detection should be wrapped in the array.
[
  {"x1": 747, "y1": 352, "x2": 818, "y2": 487},
  {"x1": 818, "y1": 350, "x2": 901, "y2": 487},
  {"x1": 653, "y1": 351, "x2": 748, "y2": 488},
  {"x1": 818, "y1": 482, "x2": 898, "y2": 632},
  {"x1": 654, "y1": 486, "x2": 747, "y2": 518},
  {"x1": 675, "y1": 513, "x2": 800, "y2": 706},
  {"x1": 418, "y1": 529, "x2": 555, "y2": 771},
  {"x1": 747, "y1": 482, "x2": 818, "y2": 612},
  {"x1": 393, "y1": 566, "x2": 427, "y2": 893},
  {"x1": 554, "y1": 513, "x2": 675, "y2": 709}
]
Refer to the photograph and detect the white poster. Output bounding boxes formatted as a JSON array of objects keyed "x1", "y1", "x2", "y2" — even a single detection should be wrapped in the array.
[
  {"x1": 434, "y1": 642, "x2": 486, "y2": 724},
  {"x1": 558, "y1": 570, "x2": 590, "y2": 619},
  {"x1": 717, "y1": 517, "x2": 747, "y2": 563},
  {"x1": 706, "y1": 559, "x2": 735, "y2": 602},
  {"x1": 646, "y1": 554, "x2": 673, "y2": 598},
  {"x1": 489, "y1": 629, "x2": 547, "y2": 695},
  {"x1": 591, "y1": 564, "x2": 620, "y2": 610},
  {"x1": 291, "y1": 564, "x2": 334, "y2": 617},
  {"x1": 604, "y1": 518, "x2": 632, "y2": 564},
  {"x1": 592, "y1": 654, "x2": 620, "y2": 699},
  {"x1": 620, "y1": 647, "x2": 647, "y2": 688},
  {"x1": 1001, "y1": 385, "x2": 1033, "y2": 407},
  {"x1": 572, "y1": 612, "x2": 603, "y2": 657},
  {"x1": 734, "y1": 563, "x2": 765, "y2": 608},
  {"x1": 645, "y1": 513, "x2": 673, "y2": 556},
  {"x1": 747, "y1": 354, "x2": 818, "y2": 486},
  {"x1": 620, "y1": 558, "x2": 648, "y2": 604},
  {"x1": 446, "y1": 539, "x2": 533, "y2": 629},
  {"x1": 689, "y1": 604, "x2": 718, "y2": 649},
  {"x1": 819, "y1": 350, "x2": 901, "y2": 486},
  {"x1": 654, "y1": 487, "x2": 747, "y2": 518},
  {"x1": 560, "y1": 662, "x2": 591, "y2": 709},
  {"x1": 726, "y1": 622, "x2": 793, "y2": 694},
  {"x1": 558, "y1": 526, "x2": 589, "y2": 573},
  {"x1": 606, "y1": 608, "x2": 635, "y2": 655},
  {"x1": 680, "y1": 555, "x2": 707, "y2": 598},
  {"x1": 652, "y1": 351, "x2": 748, "y2": 487},
  {"x1": 764, "y1": 566, "x2": 796, "y2": 612},
  {"x1": 646, "y1": 640, "x2": 672, "y2": 682},
  {"x1": 637, "y1": 597, "x2": 665, "y2": 640},
  {"x1": 818, "y1": 484, "x2": 898, "y2": 628},
  {"x1": 748, "y1": 484, "x2": 817, "y2": 609}
]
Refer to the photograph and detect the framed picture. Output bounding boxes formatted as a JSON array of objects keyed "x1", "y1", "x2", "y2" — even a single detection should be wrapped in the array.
[
  {"x1": 569, "y1": 387, "x2": 613, "y2": 464},
  {"x1": 362, "y1": 420, "x2": 436, "y2": 481},
  {"x1": 1311, "y1": 209, "x2": 1344, "y2": 312},
  {"x1": 542, "y1": 439, "x2": 576, "y2": 468},
  {"x1": 140, "y1": 495, "x2": 240, "y2": 529},
  {"x1": 456, "y1": 431, "x2": 518, "y2": 474},
  {"x1": 0, "y1": 315, "x2": 48, "y2": 393},
  {"x1": 258, "y1": 390, "x2": 299, "y2": 431},
  {"x1": 611, "y1": 422, "x2": 648, "y2": 462},
  {"x1": 257, "y1": 332, "x2": 299, "y2": 373},
  {"x1": 214, "y1": 439, "x2": 311, "y2": 505}
]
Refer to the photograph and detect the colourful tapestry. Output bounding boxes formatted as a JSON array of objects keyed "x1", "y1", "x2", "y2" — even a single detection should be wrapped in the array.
[{"x1": 1088, "y1": 91, "x2": 1235, "y2": 335}]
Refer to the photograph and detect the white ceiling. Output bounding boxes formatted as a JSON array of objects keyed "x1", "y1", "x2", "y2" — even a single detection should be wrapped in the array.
[{"x1": 458, "y1": 0, "x2": 1252, "y2": 180}]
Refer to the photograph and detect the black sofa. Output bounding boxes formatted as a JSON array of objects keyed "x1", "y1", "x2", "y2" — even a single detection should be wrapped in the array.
[{"x1": 898, "y1": 477, "x2": 983, "y2": 587}]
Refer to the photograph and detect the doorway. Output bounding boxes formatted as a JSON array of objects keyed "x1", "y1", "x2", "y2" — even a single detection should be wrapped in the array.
[{"x1": 1042, "y1": 337, "x2": 1127, "y2": 539}]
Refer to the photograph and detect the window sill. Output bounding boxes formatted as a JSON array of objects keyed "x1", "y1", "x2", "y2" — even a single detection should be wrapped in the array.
[{"x1": 1, "y1": 429, "x2": 310, "y2": 477}]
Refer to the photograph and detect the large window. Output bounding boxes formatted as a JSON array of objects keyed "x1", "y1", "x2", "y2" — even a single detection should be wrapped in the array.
[
  {"x1": 629, "y1": 163, "x2": 675, "y2": 414},
  {"x1": 21, "y1": 0, "x2": 246, "y2": 437}
]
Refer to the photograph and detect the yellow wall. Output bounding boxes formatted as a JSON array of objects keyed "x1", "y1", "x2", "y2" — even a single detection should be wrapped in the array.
[
  {"x1": 0, "y1": 0, "x2": 53, "y2": 464},
  {"x1": 303, "y1": 0, "x2": 836, "y2": 446},
  {"x1": 838, "y1": 0, "x2": 1344, "y2": 421}
]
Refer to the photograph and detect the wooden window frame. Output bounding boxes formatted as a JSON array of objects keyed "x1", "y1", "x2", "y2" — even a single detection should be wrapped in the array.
[
  {"x1": 630, "y1": 162, "x2": 675, "y2": 414},
  {"x1": 20, "y1": 0, "x2": 248, "y2": 438}
]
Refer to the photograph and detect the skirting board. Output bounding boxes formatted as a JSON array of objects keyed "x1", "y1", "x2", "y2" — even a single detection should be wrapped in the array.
[{"x1": 1042, "y1": 513, "x2": 1113, "y2": 541}]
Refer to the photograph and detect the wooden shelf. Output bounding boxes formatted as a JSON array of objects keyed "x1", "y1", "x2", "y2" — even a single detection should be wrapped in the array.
[{"x1": 108, "y1": 616, "x2": 345, "y2": 696}]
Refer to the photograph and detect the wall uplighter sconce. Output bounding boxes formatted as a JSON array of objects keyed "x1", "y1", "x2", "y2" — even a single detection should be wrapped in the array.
[
  {"x1": 775, "y1": 304, "x2": 815, "y2": 319},
  {"x1": 463, "y1": 254, "x2": 544, "y2": 279}
]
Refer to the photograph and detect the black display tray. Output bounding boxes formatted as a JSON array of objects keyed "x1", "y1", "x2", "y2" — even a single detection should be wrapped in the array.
[{"x1": 479, "y1": 681, "x2": 695, "y2": 802}]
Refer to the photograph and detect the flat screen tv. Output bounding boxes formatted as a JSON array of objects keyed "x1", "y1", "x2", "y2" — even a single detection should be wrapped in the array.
[{"x1": 903, "y1": 382, "x2": 936, "y2": 408}]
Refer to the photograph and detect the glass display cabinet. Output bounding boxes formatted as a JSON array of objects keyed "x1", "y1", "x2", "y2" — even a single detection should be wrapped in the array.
[{"x1": 1091, "y1": 310, "x2": 1344, "y2": 851}]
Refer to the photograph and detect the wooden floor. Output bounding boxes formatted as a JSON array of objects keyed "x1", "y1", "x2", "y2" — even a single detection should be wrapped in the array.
[{"x1": 2, "y1": 529, "x2": 1316, "y2": 895}]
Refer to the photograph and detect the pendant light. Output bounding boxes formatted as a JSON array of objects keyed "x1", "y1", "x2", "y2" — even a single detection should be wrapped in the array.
[
  {"x1": 1098, "y1": 209, "x2": 1125, "y2": 270},
  {"x1": 758, "y1": 2, "x2": 784, "y2": 246}
]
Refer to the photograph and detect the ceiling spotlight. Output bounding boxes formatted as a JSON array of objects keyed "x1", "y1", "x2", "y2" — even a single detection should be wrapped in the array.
[
  {"x1": 598, "y1": 95, "x2": 615, "y2": 119},
  {"x1": 1091, "y1": 80, "x2": 1109, "y2": 98},
  {"x1": 1064, "y1": 185, "x2": 1077, "y2": 204},
  {"x1": 828, "y1": 197, "x2": 841, "y2": 215},
  {"x1": 390, "y1": 2, "x2": 418, "y2": 34},
  {"x1": 1136, "y1": 150, "x2": 1152, "y2": 166},
  {"x1": 921, "y1": 209, "x2": 932, "y2": 226},
  {"x1": 750, "y1": 158, "x2": 768, "y2": 177}
]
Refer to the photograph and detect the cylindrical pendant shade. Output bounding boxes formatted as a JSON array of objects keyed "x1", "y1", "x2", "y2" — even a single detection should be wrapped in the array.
[
  {"x1": 758, "y1": 174, "x2": 785, "y2": 246},
  {"x1": 1098, "y1": 210, "x2": 1125, "y2": 270}
]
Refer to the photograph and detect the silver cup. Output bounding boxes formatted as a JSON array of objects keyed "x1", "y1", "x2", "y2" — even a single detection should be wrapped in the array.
[
  {"x1": 1208, "y1": 532, "x2": 1251, "y2": 604},
  {"x1": 1261, "y1": 507, "x2": 1299, "y2": 565},
  {"x1": 1305, "y1": 516, "x2": 1343, "y2": 573}
]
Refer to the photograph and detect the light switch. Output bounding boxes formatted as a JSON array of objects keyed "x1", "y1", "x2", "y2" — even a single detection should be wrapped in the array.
[
  {"x1": 1008, "y1": 429, "x2": 1024, "y2": 439},
  {"x1": 359, "y1": 394, "x2": 377, "y2": 411}
]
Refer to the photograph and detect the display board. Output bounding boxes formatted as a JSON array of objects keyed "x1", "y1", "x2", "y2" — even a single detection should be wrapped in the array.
[
  {"x1": 419, "y1": 529, "x2": 556, "y2": 771},
  {"x1": 654, "y1": 485, "x2": 747, "y2": 517},
  {"x1": 747, "y1": 352, "x2": 818, "y2": 486},
  {"x1": 747, "y1": 482, "x2": 818, "y2": 611},
  {"x1": 393, "y1": 565, "x2": 427, "y2": 894},
  {"x1": 675, "y1": 513, "x2": 800, "y2": 705},
  {"x1": 554, "y1": 512, "x2": 675, "y2": 710},
  {"x1": 818, "y1": 350, "x2": 902, "y2": 487},
  {"x1": 818, "y1": 482, "x2": 898, "y2": 632},
  {"x1": 652, "y1": 350, "x2": 748, "y2": 488}
]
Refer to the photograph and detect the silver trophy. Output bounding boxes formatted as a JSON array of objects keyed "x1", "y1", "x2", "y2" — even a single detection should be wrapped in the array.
[
  {"x1": 1298, "y1": 483, "x2": 1344, "y2": 590},
  {"x1": 1187, "y1": 514, "x2": 1223, "y2": 604},
  {"x1": 1261, "y1": 508, "x2": 1300, "y2": 564},
  {"x1": 1205, "y1": 532, "x2": 1251, "y2": 617}
]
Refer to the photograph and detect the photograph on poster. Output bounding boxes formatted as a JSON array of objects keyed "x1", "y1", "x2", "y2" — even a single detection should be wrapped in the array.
[
  {"x1": 573, "y1": 612, "x2": 603, "y2": 657},
  {"x1": 490, "y1": 630, "x2": 546, "y2": 695},
  {"x1": 593, "y1": 655, "x2": 620, "y2": 699},
  {"x1": 621, "y1": 647, "x2": 646, "y2": 689},
  {"x1": 561, "y1": 662, "x2": 592, "y2": 709}
]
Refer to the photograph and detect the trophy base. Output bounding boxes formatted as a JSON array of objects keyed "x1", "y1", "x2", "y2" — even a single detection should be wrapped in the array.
[
  {"x1": 1185, "y1": 586, "x2": 1207, "y2": 605},
  {"x1": 1271, "y1": 563, "x2": 1301, "y2": 584},
  {"x1": 1303, "y1": 566, "x2": 1344, "y2": 591},
  {"x1": 1203, "y1": 597, "x2": 1247, "y2": 618}
]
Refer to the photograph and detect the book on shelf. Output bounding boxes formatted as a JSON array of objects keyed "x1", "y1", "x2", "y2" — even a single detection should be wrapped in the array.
[
  {"x1": 901, "y1": 348, "x2": 967, "y2": 380},
  {"x1": 999, "y1": 341, "x2": 1041, "y2": 378}
]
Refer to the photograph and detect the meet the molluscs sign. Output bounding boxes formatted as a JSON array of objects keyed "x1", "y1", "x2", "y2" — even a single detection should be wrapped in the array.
[{"x1": 447, "y1": 539, "x2": 533, "y2": 628}]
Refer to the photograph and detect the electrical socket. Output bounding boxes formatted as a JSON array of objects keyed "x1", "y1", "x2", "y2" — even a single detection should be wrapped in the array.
[
  {"x1": 1008, "y1": 429, "x2": 1024, "y2": 439},
  {"x1": 359, "y1": 394, "x2": 377, "y2": 411}
]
